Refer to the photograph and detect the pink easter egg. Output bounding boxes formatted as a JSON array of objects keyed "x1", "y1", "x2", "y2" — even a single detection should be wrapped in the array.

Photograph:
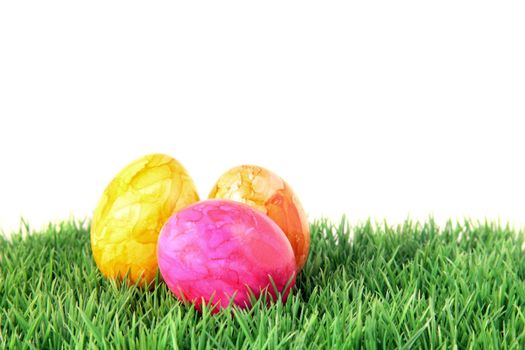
[{"x1": 157, "y1": 199, "x2": 297, "y2": 313}]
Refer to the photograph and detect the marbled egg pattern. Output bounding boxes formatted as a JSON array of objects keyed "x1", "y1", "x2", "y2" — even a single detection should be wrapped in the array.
[
  {"x1": 157, "y1": 199, "x2": 296, "y2": 313},
  {"x1": 91, "y1": 153, "x2": 199, "y2": 285}
]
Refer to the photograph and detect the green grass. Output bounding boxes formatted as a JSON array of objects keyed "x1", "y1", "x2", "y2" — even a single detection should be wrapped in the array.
[{"x1": 2, "y1": 219, "x2": 525, "y2": 349}]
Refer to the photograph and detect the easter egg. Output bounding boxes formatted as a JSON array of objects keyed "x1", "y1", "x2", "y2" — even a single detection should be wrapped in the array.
[
  {"x1": 91, "y1": 153, "x2": 199, "y2": 286},
  {"x1": 209, "y1": 165, "x2": 310, "y2": 271},
  {"x1": 157, "y1": 199, "x2": 296, "y2": 313}
]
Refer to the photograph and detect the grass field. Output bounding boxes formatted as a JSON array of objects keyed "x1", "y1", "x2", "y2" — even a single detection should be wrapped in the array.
[{"x1": 2, "y1": 219, "x2": 525, "y2": 349}]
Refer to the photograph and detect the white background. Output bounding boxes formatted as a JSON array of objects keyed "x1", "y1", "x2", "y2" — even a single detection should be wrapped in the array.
[{"x1": 1, "y1": 1, "x2": 524, "y2": 235}]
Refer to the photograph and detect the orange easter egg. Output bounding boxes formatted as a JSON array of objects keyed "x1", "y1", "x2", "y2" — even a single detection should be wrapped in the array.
[{"x1": 209, "y1": 165, "x2": 310, "y2": 271}]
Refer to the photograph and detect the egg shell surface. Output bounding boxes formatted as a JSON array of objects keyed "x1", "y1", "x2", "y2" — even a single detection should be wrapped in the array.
[
  {"x1": 209, "y1": 165, "x2": 310, "y2": 271},
  {"x1": 157, "y1": 199, "x2": 297, "y2": 313},
  {"x1": 91, "y1": 153, "x2": 199, "y2": 286}
]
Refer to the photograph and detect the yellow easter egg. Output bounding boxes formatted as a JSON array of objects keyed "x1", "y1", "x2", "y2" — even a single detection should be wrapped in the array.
[{"x1": 91, "y1": 153, "x2": 199, "y2": 286}]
